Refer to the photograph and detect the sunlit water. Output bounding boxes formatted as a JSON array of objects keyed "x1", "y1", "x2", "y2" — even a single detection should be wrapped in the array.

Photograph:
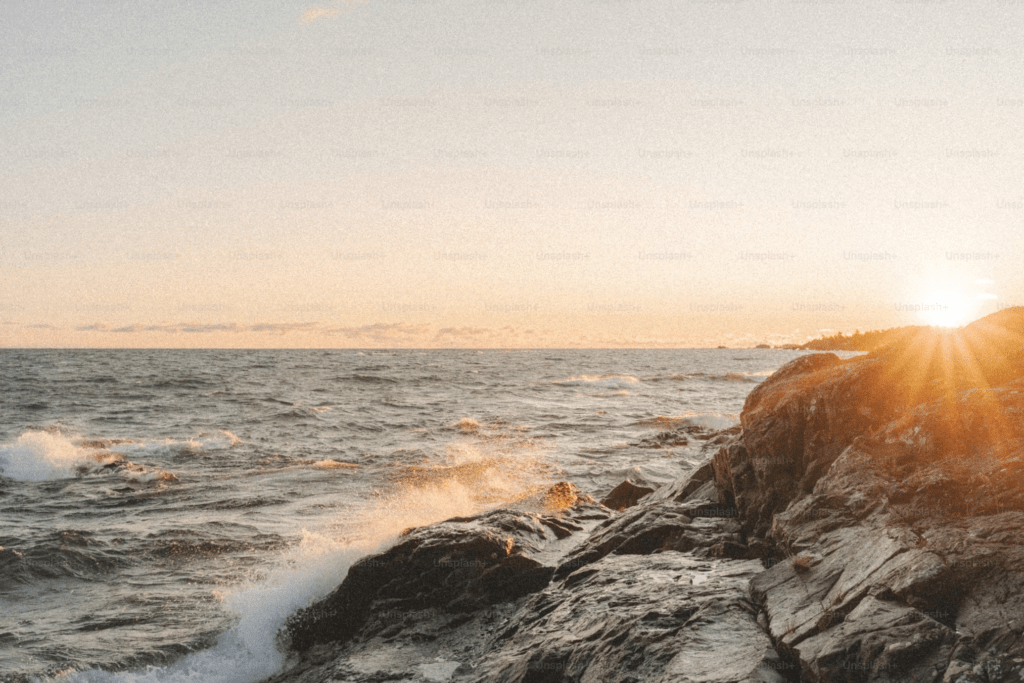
[{"x1": 0, "y1": 348, "x2": 853, "y2": 682}]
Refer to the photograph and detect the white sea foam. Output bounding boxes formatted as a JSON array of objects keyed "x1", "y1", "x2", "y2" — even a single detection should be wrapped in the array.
[
  {"x1": 679, "y1": 412, "x2": 739, "y2": 431},
  {"x1": 635, "y1": 412, "x2": 739, "y2": 431},
  {"x1": 60, "y1": 481, "x2": 527, "y2": 683},
  {"x1": 455, "y1": 417, "x2": 481, "y2": 432},
  {"x1": 0, "y1": 432, "x2": 104, "y2": 481},
  {"x1": 60, "y1": 441, "x2": 547, "y2": 683},
  {"x1": 61, "y1": 532, "x2": 362, "y2": 683},
  {"x1": 220, "y1": 430, "x2": 243, "y2": 446},
  {"x1": 311, "y1": 459, "x2": 358, "y2": 469},
  {"x1": 0, "y1": 432, "x2": 182, "y2": 484},
  {"x1": 553, "y1": 374, "x2": 641, "y2": 389}
]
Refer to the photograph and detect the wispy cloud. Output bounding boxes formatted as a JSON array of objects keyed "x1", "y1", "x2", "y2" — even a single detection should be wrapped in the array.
[
  {"x1": 323, "y1": 322, "x2": 431, "y2": 342},
  {"x1": 301, "y1": 0, "x2": 369, "y2": 24},
  {"x1": 436, "y1": 326, "x2": 491, "y2": 338},
  {"x1": 250, "y1": 322, "x2": 321, "y2": 334},
  {"x1": 301, "y1": 8, "x2": 340, "y2": 23},
  {"x1": 14, "y1": 320, "x2": 766, "y2": 348}
]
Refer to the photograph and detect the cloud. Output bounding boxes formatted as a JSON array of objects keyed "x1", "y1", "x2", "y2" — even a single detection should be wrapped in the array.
[
  {"x1": 301, "y1": 0, "x2": 368, "y2": 24},
  {"x1": 301, "y1": 7, "x2": 340, "y2": 23},
  {"x1": 436, "y1": 326, "x2": 490, "y2": 337},
  {"x1": 324, "y1": 322, "x2": 431, "y2": 342},
  {"x1": 250, "y1": 322, "x2": 320, "y2": 334},
  {"x1": 14, "y1": 320, "x2": 729, "y2": 348}
]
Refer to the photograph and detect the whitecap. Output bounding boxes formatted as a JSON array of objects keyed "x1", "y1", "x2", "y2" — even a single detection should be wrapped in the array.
[
  {"x1": 634, "y1": 413, "x2": 739, "y2": 431},
  {"x1": 552, "y1": 374, "x2": 641, "y2": 389},
  {"x1": 0, "y1": 432, "x2": 104, "y2": 481},
  {"x1": 220, "y1": 430, "x2": 243, "y2": 446}
]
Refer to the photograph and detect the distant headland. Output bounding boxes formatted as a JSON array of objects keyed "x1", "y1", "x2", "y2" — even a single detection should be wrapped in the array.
[{"x1": 797, "y1": 324, "x2": 937, "y2": 351}]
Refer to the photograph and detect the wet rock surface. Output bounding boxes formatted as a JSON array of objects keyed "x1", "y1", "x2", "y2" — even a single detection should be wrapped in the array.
[
  {"x1": 474, "y1": 554, "x2": 786, "y2": 683},
  {"x1": 267, "y1": 309, "x2": 1024, "y2": 683},
  {"x1": 284, "y1": 483, "x2": 609, "y2": 652},
  {"x1": 733, "y1": 309, "x2": 1024, "y2": 681},
  {"x1": 269, "y1": 468, "x2": 783, "y2": 683},
  {"x1": 599, "y1": 479, "x2": 655, "y2": 511}
]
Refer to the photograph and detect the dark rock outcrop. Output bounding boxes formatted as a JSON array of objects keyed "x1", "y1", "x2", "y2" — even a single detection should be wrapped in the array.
[
  {"x1": 270, "y1": 456, "x2": 784, "y2": 683},
  {"x1": 600, "y1": 479, "x2": 655, "y2": 510},
  {"x1": 721, "y1": 308, "x2": 1024, "y2": 681},
  {"x1": 285, "y1": 483, "x2": 609, "y2": 652},
  {"x1": 475, "y1": 554, "x2": 787, "y2": 683}
]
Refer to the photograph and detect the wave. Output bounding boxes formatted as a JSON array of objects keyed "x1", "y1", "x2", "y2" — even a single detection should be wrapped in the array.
[
  {"x1": 645, "y1": 371, "x2": 771, "y2": 384},
  {"x1": 150, "y1": 379, "x2": 211, "y2": 390},
  {"x1": 334, "y1": 374, "x2": 399, "y2": 384},
  {"x1": 632, "y1": 412, "x2": 740, "y2": 432},
  {"x1": 62, "y1": 532, "x2": 363, "y2": 683},
  {"x1": 61, "y1": 438, "x2": 555, "y2": 683},
  {"x1": 0, "y1": 432, "x2": 178, "y2": 484},
  {"x1": 220, "y1": 430, "x2": 243, "y2": 446},
  {"x1": 551, "y1": 374, "x2": 641, "y2": 389},
  {"x1": 0, "y1": 531, "x2": 131, "y2": 585},
  {"x1": 549, "y1": 371, "x2": 774, "y2": 388},
  {"x1": 0, "y1": 432, "x2": 114, "y2": 482},
  {"x1": 310, "y1": 459, "x2": 358, "y2": 470}
]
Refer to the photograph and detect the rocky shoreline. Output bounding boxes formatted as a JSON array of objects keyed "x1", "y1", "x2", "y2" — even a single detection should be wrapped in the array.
[{"x1": 263, "y1": 308, "x2": 1024, "y2": 683}]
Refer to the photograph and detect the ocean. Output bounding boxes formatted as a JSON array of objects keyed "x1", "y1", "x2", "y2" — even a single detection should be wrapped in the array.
[{"x1": 0, "y1": 348, "x2": 850, "y2": 682}]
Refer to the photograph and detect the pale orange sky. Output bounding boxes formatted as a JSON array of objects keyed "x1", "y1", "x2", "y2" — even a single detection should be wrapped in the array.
[{"x1": 2, "y1": 2, "x2": 1021, "y2": 347}]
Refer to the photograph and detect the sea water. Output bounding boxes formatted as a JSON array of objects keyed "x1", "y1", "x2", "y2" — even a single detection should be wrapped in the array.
[{"x1": 0, "y1": 348, "x2": 847, "y2": 682}]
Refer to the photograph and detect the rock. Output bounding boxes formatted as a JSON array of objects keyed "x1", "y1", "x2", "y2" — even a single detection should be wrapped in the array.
[
  {"x1": 473, "y1": 554, "x2": 787, "y2": 683},
  {"x1": 647, "y1": 457, "x2": 717, "y2": 505},
  {"x1": 727, "y1": 308, "x2": 1024, "y2": 681},
  {"x1": 600, "y1": 479, "x2": 655, "y2": 510},
  {"x1": 285, "y1": 483, "x2": 610, "y2": 652},
  {"x1": 555, "y1": 460, "x2": 748, "y2": 581},
  {"x1": 720, "y1": 308, "x2": 1024, "y2": 539},
  {"x1": 539, "y1": 480, "x2": 586, "y2": 512},
  {"x1": 268, "y1": 465, "x2": 783, "y2": 683}
]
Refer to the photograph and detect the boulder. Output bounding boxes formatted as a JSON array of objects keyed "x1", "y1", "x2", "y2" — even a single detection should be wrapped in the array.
[{"x1": 600, "y1": 479, "x2": 655, "y2": 511}]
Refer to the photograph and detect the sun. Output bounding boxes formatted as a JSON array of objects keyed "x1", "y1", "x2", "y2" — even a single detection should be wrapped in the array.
[{"x1": 919, "y1": 291, "x2": 974, "y2": 328}]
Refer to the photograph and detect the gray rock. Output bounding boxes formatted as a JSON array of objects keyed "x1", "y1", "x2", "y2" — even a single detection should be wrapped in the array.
[
  {"x1": 267, "y1": 474, "x2": 783, "y2": 683},
  {"x1": 266, "y1": 308, "x2": 1024, "y2": 683},
  {"x1": 600, "y1": 479, "x2": 656, "y2": 511},
  {"x1": 733, "y1": 308, "x2": 1024, "y2": 681},
  {"x1": 284, "y1": 483, "x2": 609, "y2": 652},
  {"x1": 473, "y1": 554, "x2": 787, "y2": 683}
]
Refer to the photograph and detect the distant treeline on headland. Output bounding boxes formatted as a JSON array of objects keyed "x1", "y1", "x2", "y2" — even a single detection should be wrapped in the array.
[{"x1": 799, "y1": 325, "x2": 936, "y2": 351}]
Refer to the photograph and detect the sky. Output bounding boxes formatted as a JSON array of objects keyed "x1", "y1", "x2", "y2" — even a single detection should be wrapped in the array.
[{"x1": 1, "y1": 0, "x2": 1022, "y2": 348}]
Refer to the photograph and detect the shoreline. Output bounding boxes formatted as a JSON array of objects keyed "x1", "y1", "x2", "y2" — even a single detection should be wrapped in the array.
[{"x1": 262, "y1": 307, "x2": 1024, "y2": 682}]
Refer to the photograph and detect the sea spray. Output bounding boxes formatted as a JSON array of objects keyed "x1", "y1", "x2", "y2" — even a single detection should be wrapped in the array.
[
  {"x1": 60, "y1": 533, "x2": 362, "y2": 683},
  {"x1": 0, "y1": 432, "x2": 105, "y2": 481},
  {"x1": 60, "y1": 435, "x2": 556, "y2": 683}
]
